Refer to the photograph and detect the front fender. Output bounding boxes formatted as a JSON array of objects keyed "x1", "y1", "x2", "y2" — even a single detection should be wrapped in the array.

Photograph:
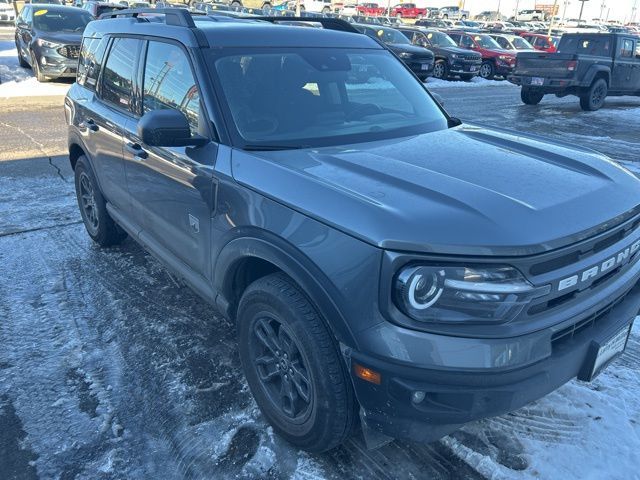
[{"x1": 213, "y1": 229, "x2": 364, "y2": 348}]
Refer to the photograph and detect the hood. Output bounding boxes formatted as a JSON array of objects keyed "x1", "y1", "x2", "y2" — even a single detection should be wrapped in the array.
[
  {"x1": 388, "y1": 43, "x2": 434, "y2": 57},
  {"x1": 440, "y1": 45, "x2": 481, "y2": 57},
  {"x1": 231, "y1": 125, "x2": 640, "y2": 256},
  {"x1": 36, "y1": 31, "x2": 83, "y2": 45}
]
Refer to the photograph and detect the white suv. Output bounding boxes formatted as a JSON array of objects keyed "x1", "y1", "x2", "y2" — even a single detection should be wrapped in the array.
[
  {"x1": 0, "y1": 0, "x2": 16, "y2": 24},
  {"x1": 515, "y1": 9, "x2": 546, "y2": 21}
]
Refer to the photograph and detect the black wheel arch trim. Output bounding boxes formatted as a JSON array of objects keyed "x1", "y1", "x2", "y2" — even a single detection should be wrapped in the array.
[{"x1": 213, "y1": 229, "x2": 359, "y2": 349}]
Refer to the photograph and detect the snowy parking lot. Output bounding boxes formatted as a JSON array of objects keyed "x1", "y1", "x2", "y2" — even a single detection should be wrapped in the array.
[{"x1": 1, "y1": 24, "x2": 640, "y2": 480}]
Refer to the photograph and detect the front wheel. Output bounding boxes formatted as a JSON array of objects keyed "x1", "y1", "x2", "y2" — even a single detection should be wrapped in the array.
[
  {"x1": 432, "y1": 60, "x2": 449, "y2": 80},
  {"x1": 580, "y1": 78, "x2": 608, "y2": 111},
  {"x1": 479, "y1": 60, "x2": 495, "y2": 79},
  {"x1": 30, "y1": 52, "x2": 50, "y2": 82},
  {"x1": 237, "y1": 273, "x2": 357, "y2": 453},
  {"x1": 521, "y1": 88, "x2": 544, "y2": 105}
]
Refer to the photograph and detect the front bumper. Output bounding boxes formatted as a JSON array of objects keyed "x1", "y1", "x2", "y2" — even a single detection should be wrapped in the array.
[
  {"x1": 449, "y1": 61, "x2": 481, "y2": 75},
  {"x1": 406, "y1": 60, "x2": 434, "y2": 78},
  {"x1": 33, "y1": 45, "x2": 79, "y2": 79},
  {"x1": 344, "y1": 281, "x2": 640, "y2": 443},
  {"x1": 0, "y1": 11, "x2": 15, "y2": 22}
]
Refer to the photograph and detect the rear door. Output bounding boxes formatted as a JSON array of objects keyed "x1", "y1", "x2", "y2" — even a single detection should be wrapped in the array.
[
  {"x1": 612, "y1": 37, "x2": 637, "y2": 92},
  {"x1": 89, "y1": 36, "x2": 143, "y2": 213},
  {"x1": 15, "y1": 5, "x2": 32, "y2": 60},
  {"x1": 123, "y1": 39, "x2": 218, "y2": 277}
]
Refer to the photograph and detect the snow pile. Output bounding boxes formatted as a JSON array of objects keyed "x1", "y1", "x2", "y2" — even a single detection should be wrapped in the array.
[
  {"x1": 426, "y1": 76, "x2": 518, "y2": 89},
  {"x1": 0, "y1": 40, "x2": 71, "y2": 97}
]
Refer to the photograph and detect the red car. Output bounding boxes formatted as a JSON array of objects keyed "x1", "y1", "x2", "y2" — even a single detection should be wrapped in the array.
[
  {"x1": 520, "y1": 33, "x2": 560, "y2": 53},
  {"x1": 356, "y1": 2, "x2": 385, "y2": 15},
  {"x1": 447, "y1": 31, "x2": 518, "y2": 79},
  {"x1": 387, "y1": 3, "x2": 427, "y2": 19}
]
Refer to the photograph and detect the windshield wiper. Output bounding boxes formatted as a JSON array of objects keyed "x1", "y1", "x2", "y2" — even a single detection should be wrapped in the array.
[{"x1": 242, "y1": 145, "x2": 308, "y2": 151}]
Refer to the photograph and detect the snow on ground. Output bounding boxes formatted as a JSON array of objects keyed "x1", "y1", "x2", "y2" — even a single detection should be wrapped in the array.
[
  {"x1": 0, "y1": 40, "x2": 70, "y2": 97},
  {"x1": 425, "y1": 77, "x2": 518, "y2": 89}
]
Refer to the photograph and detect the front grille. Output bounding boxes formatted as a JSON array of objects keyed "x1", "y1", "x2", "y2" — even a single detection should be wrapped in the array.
[
  {"x1": 57, "y1": 45, "x2": 80, "y2": 59},
  {"x1": 462, "y1": 55, "x2": 480, "y2": 62},
  {"x1": 529, "y1": 215, "x2": 640, "y2": 277},
  {"x1": 551, "y1": 291, "x2": 629, "y2": 347}
]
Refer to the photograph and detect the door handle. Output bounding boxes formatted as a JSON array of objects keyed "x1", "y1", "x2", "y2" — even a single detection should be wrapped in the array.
[
  {"x1": 125, "y1": 142, "x2": 148, "y2": 160},
  {"x1": 81, "y1": 119, "x2": 99, "y2": 132}
]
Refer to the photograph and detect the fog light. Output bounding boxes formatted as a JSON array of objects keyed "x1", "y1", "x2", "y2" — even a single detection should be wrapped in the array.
[
  {"x1": 411, "y1": 391, "x2": 426, "y2": 404},
  {"x1": 41, "y1": 57, "x2": 47, "y2": 66}
]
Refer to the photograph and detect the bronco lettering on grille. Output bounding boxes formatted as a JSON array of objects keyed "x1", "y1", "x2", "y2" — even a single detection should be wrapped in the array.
[{"x1": 557, "y1": 239, "x2": 640, "y2": 291}]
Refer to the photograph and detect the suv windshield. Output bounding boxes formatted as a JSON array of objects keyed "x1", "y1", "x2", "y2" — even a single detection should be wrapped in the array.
[
  {"x1": 33, "y1": 8, "x2": 92, "y2": 32},
  {"x1": 211, "y1": 48, "x2": 447, "y2": 149},
  {"x1": 474, "y1": 35, "x2": 501, "y2": 49},
  {"x1": 512, "y1": 36, "x2": 533, "y2": 50},
  {"x1": 361, "y1": 26, "x2": 410, "y2": 44},
  {"x1": 426, "y1": 31, "x2": 457, "y2": 47}
]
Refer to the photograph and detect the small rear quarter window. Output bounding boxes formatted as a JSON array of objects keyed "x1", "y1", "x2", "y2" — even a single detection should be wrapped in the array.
[{"x1": 78, "y1": 36, "x2": 109, "y2": 90}]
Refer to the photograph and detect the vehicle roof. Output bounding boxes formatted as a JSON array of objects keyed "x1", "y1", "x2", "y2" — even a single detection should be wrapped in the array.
[
  {"x1": 27, "y1": 3, "x2": 86, "y2": 10},
  {"x1": 85, "y1": 16, "x2": 384, "y2": 49}
]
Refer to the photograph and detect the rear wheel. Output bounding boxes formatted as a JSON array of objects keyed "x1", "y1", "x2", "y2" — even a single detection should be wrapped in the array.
[
  {"x1": 237, "y1": 273, "x2": 357, "y2": 453},
  {"x1": 74, "y1": 155, "x2": 127, "y2": 247},
  {"x1": 521, "y1": 88, "x2": 544, "y2": 105},
  {"x1": 432, "y1": 60, "x2": 449, "y2": 80},
  {"x1": 580, "y1": 78, "x2": 607, "y2": 111},
  {"x1": 479, "y1": 60, "x2": 494, "y2": 80}
]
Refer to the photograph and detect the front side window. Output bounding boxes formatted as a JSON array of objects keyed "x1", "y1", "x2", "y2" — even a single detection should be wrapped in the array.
[
  {"x1": 211, "y1": 48, "x2": 447, "y2": 149},
  {"x1": 142, "y1": 41, "x2": 200, "y2": 134},
  {"x1": 101, "y1": 37, "x2": 140, "y2": 111}
]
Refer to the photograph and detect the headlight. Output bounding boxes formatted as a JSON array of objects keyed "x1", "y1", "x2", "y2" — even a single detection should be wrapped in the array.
[
  {"x1": 37, "y1": 39, "x2": 60, "y2": 48},
  {"x1": 399, "y1": 52, "x2": 413, "y2": 59},
  {"x1": 450, "y1": 53, "x2": 461, "y2": 59},
  {"x1": 394, "y1": 264, "x2": 549, "y2": 324},
  {"x1": 498, "y1": 55, "x2": 514, "y2": 62}
]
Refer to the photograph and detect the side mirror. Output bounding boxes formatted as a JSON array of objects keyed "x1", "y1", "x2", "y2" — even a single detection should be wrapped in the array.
[
  {"x1": 17, "y1": 22, "x2": 30, "y2": 30},
  {"x1": 137, "y1": 109, "x2": 207, "y2": 148}
]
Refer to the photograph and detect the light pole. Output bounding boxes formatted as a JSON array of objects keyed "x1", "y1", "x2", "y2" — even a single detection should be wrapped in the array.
[
  {"x1": 599, "y1": 1, "x2": 606, "y2": 21},
  {"x1": 578, "y1": 0, "x2": 587, "y2": 22},
  {"x1": 632, "y1": 0, "x2": 638, "y2": 23},
  {"x1": 548, "y1": 0, "x2": 559, "y2": 35},
  {"x1": 496, "y1": 0, "x2": 501, "y2": 19},
  {"x1": 514, "y1": 0, "x2": 520, "y2": 19},
  {"x1": 561, "y1": 0, "x2": 570, "y2": 23}
]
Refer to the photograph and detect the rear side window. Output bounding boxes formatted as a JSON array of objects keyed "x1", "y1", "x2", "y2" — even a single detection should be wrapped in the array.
[
  {"x1": 559, "y1": 36, "x2": 612, "y2": 56},
  {"x1": 78, "y1": 36, "x2": 108, "y2": 89},
  {"x1": 142, "y1": 41, "x2": 201, "y2": 134},
  {"x1": 101, "y1": 37, "x2": 140, "y2": 111}
]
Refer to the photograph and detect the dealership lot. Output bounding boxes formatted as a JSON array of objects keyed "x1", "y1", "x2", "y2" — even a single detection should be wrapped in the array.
[{"x1": 1, "y1": 22, "x2": 640, "y2": 480}]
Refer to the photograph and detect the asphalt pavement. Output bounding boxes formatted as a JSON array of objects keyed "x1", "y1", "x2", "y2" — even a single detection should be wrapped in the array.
[{"x1": 1, "y1": 39, "x2": 639, "y2": 479}]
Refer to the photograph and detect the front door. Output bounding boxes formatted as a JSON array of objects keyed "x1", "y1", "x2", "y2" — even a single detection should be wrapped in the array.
[
  {"x1": 612, "y1": 37, "x2": 637, "y2": 92},
  {"x1": 123, "y1": 40, "x2": 217, "y2": 277}
]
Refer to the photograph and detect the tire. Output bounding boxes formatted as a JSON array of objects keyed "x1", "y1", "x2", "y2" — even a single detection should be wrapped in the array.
[
  {"x1": 521, "y1": 88, "x2": 544, "y2": 105},
  {"x1": 580, "y1": 78, "x2": 608, "y2": 111},
  {"x1": 396, "y1": 12, "x2": 402, "y2": 18},
  {"x1": 30, "y1": 51, "x2": 50, "y2": 82},
  {"x1": 461, "y1": 14, "x2": 467, "y2": 19},
  {"x1": 479, "y1": 60, "x2": 495, "y2": 79},
  {"x1": 230, "y1": 0, "x2": 242, "y2": 6},
  {"x1": 432, "y1": 59, "x2": 449, "y2": 80},
  {"x1": 322, "y1": 6, "x2": 330, "y2": 13},
  {"x1": 16, "y1": 43, "x2": 29, "y2": 68},
  {"x1": 237, "y1": 273, "x2": 357, "y2": 453},
  {"x1": 74, "y1": 155, "x2": 127, "y2": 247},
  {"x1": 261, "y1": 2, "x2": 271, "y2": 10}
]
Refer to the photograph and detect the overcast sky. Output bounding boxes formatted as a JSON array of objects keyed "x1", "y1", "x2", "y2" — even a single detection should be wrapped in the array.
[{"x1": 430, "y1": 1, "x2": 639, "y2": 22}]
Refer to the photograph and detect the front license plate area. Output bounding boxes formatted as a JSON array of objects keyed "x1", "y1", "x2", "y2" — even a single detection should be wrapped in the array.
[
  {"x1": 421, "y1": 63, "x2": 430, "y2": 71},
  {"x1": 579, "y1": 324, "x2": 631, "y2": 382},
  {"x1": 531, "y1": 76, "x2": 545, "y2": 86}
]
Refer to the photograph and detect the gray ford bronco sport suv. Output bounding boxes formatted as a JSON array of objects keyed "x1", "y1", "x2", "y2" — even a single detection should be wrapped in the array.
[{"x1": 65, "y1": 9, "x2": 640, "y2": 452}]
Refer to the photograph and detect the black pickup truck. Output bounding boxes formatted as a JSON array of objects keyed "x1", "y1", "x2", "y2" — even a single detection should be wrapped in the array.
[{"x1": 509, "y1": 33, "x2": 640, "y2": 110}]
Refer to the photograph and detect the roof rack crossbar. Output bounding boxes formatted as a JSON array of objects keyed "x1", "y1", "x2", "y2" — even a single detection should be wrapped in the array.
[
  {"x1": 99, "y1": 8, "x2": 198, "y2": 28},
  {"x1": 251, "y1": 16, "x2": 360, "y2": 34}
]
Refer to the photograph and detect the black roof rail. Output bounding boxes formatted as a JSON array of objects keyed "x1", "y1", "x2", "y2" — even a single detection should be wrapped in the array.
[
  {"x1": 98, "y1": 7, "x2": 204, "y2": 27},
  {"x1": 251, "y1": 16, "x2": 360, "y2": 34}
]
